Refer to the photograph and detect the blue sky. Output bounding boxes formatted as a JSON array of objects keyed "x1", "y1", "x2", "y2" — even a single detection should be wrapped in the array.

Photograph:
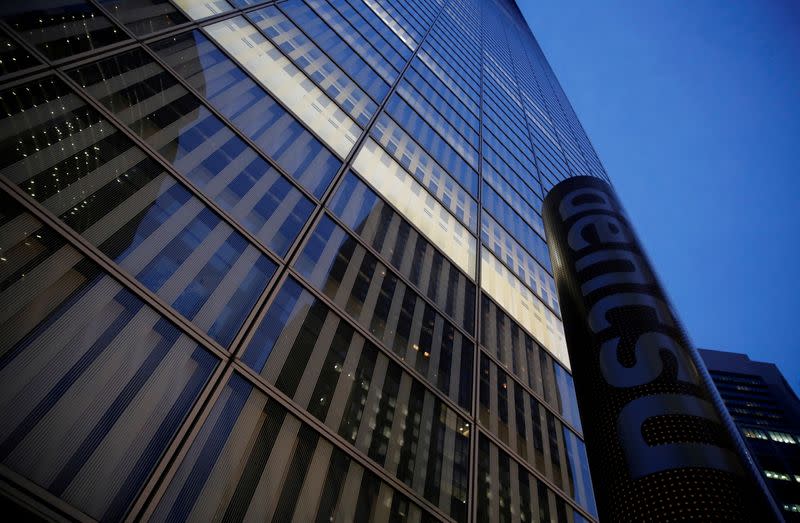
[{"x1": 518, "y1": 0, "x2": 800, "y2": 394}]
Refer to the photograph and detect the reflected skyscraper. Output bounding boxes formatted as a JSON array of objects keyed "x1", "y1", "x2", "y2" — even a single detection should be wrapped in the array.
[{"x1": 0, "y1": 0, "x2": 605, "y2": 521}]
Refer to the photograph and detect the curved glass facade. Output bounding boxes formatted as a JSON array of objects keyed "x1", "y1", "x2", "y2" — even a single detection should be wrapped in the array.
[{"x1": 0, "y1": 0, "x2": 607, "y2": 520}]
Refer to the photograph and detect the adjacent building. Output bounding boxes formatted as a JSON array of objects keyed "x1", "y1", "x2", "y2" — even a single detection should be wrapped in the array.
[
  {"x1": 701, "y1": 349, "x2": 800, "y2": 520},
  {"x1": 0, "y1": 0, "x2": 606, "y2": 520}
]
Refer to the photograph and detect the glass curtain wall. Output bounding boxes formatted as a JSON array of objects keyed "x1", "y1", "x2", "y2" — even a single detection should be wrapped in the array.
[{"x1": 0, "y1": 0, "x2": 607, "y2": 521}]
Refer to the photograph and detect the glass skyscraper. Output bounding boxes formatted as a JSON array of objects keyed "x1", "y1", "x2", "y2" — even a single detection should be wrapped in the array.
[{"x1": 0, "y1": 0, "x2": 606, "y2": 521}]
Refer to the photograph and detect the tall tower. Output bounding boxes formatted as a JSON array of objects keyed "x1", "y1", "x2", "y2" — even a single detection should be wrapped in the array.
[
  {"x1": 701, "y1": 349, "x2": 800, "y2": 520},
  {"x1": 0, "y1": 0, "x2": 763, "y2": 521}
]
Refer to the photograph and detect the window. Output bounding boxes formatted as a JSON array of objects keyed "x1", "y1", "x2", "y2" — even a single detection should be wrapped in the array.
[
  {"x1": 150, "y1": 373, "x2": 434, "y2": 521},
  {"x1": 0, "y1": 191, "x2": 219, "y2": 521},
  {"x1": 764, "y1": 470, "x2": 791, "y2": 481},
  {"x1": 241, "y1": 279, "x2": 470, "y2": 520},
  {"x1": 0, "y1": 77, "x2": 276, "y2": 347}
]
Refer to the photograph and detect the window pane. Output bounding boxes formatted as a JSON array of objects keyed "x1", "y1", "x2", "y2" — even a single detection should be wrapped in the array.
[
  {"x1": 477, "y1": 434, "x2": 578, "y2": 523},
  {"x1": 482, "y1": 181, "x2": 551, "y2": 272},
  {"x1": 282, "y1": 0, "x2": 400, "y2": 85},
  {"x1": 100, "y1": 0, "x2": 188, "y2": 35},
  {"x1": 482, "y1": 293, "x2": 559, "y2": 401},
  {"x1": 151, "y1": 373, "x2": 436, "y2": 522},
  {"x1": 249, "y1": 5, "x2": 379, "y2": 124},
  {"x1": 0, "y1": 191, "x2": 218, "y2": 521},
  {"x1": 242, "y1": 279, "x2": 470, "y2": 520},
  {"x1": 481, "y1": 212, "x2": 558, "y2": 313},
  {"x1": 150, "y1": 30, "x2": 338, "y2": 197},
  {"x1": 554, "y1": 363, "x2": 582, "y2": 432},
  {"x1": 330, "y1": 171, "x2": 475, "y2": 333},
  {"x1": 352, "y1": 139, "x2": 476, "y2": 278},
  {"x1": 172, "y1": 0, "x2": 233, "y2": 19},
  {"x1": 294, "y1": 218, "x2": 473, "y2": 411},
  {"x1": 2, "y1": 1, "x2": 127, "y2": 60},
  {"x1": 372, "y1": 112, "x2": 478, "y2": 226},
  {"x1": 563, "y1": 427, "x2": 597, "y2": 517},
  {"x1": 205, "y1": 16, "x2": 361, "y2": 159},
  {"x1": 0, "y1": 27, "x2": 40, "y2": 78},
  {"x1": 480, "y1": 249, "x2": 568, "y2": 369},
  {"x1": 69, "y1": 47, "x2": 315, "y2": 257},
  {"x1": 0, "y1": 77, "x2": 276, "y2": 347}
]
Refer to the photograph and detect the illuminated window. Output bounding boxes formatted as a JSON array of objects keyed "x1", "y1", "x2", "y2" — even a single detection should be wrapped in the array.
[
  {"x1": 742, "y1": 428, "x2": 768, "y2": 440},
  {"x1": 784, "y1": 504, "x2": 800, "y2": 513},
  {"x1": 764, "y1": 470, "x2": 791, "y2": 481},
  {"x1": 768, "y1": 431, "x2": 798, "y2": 444}
]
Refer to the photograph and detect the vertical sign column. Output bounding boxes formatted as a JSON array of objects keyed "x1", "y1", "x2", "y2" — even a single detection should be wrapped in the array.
[{"x1": 542, "y1": 176, "x2": 780, "y2": 522}]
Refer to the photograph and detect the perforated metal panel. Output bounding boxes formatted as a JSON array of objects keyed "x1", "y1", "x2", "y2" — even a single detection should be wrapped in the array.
[{"x1": 542, "y1": 176, "x2": 780, "y2": 522}]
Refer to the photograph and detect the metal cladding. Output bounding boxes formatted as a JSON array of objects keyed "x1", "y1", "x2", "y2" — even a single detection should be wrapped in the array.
[{"x1": 542, "y1": 176, "x2": 781, "y2": 522}]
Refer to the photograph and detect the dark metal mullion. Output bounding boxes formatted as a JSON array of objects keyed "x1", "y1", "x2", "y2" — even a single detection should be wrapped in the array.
[
  {"x1": 483, "y1": 107, "x2": 540, "y2": 183},
  {"x1": 86, "y1": 0, "x2": 173, "y2": 44},
  {"x1": 468, "y1": 2, "x2": 487, "y2": 519},
  {"x1": 383, "y1": 0, "x2": 429, "y2": 43},
  {"x1": 230, "y1": 3, "x2": 463, "y2": 519},
  {"x1": 546, "y1": 75, "x2": 596, "y2": 177},
  {"x1": 501, "y1": 25, "x2": 568, "y2": 189},
  {"x1": 422, "y1": 43, "x2": 481, "y2": 103},
  {"x1": 0, "y1": 19, "x2": 63, "y2": 78},
  {"x1": 194, "y1": 24, "x2": 348, "y2": 164},
  {"x1": 484, "y1": 21, "x2": 588, "y2": 387},
  {"x1": 413, "y1": 52, "x2": 480, "y2": 121},
  {"x1": 390, "y1": 86, "x2": 480, "y2": 180},
  {"x1": 0, "y1": 66, "x2": 62, "y2": 92},
  {"x1": 338, "y1": 0, "x2": 415, "y2": 59},
  {"x1": 227, "y1": 213, "x2": 475, "y2": 423},
  {"x1": 427, "y1": 28, "x2": 480, "y2": 81},
  {"x1": 0, "y1": 40, "x2": 49, "y2": 89},
  {"x1": 483, "y1": 120, "x2": 544, "y2": 201},
  {"x1": 26, "y1": 64, "x2": 289, "y2": 366},
  {"x1": 477, "y1": 426, "x2": 596, "y2": 522},
  {"x1": 0, "y1": 463, "x2": 95, "y2": 522},
  {"x1": 341, "y1": 166, "x2": 478, "y2": 281},
  {"x1": 484, "y1": 88, "x2": 533, "y2": 147},
  {"x1": 283, "y1": 262, "x2": 472, "y2": 419},
  {"x1": 482, "y1": 200, "x2": 551, "y2": 274},
  {"x1": 227, "y1": 0, "x2": 456, "y2": 416},
  {"x1": 407, "y1": 59, "x2": 482, "y2": 138},
  {"x1": 434, "y1": 18, "x2": 482, "y2": 68}
]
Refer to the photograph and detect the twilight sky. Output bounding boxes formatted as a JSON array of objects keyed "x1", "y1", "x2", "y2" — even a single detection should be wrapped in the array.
[{"x1": 518, "y1": 0, "x2": 800, "y2": 394}]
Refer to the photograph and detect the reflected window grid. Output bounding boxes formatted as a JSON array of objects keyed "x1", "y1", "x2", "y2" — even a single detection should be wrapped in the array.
[{"x1": 0, "y1": 0, "x2": 607, "y2": 520}]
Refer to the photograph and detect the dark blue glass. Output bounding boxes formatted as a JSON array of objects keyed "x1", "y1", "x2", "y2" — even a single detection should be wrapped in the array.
[
  {"x1": 0, "y1": 192, "x2": 219, "y2": 521},
  {"x1": 71, "y1": 46, "x2": 317, "y2": 252},
  {"x1": 148, "y1": 33, "x2": 339, "y2": 198},
  {"x1": 279, "y1": 0, "x2": 395, "y2": 97},
  {"x1": 482, "y1": 182, "x2": 551, "y2": 271},
  {"x1": 0, "y1": 77, "x2": 277, "y2": 347},
  {"x1": 385, "y1": 95, "x2": 478, "y2": 187}
]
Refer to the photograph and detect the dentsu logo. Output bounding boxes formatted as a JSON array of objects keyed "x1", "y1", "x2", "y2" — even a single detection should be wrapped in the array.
[{"x1": 543, "y1": 176, "x2": 778, "y2": 521}]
